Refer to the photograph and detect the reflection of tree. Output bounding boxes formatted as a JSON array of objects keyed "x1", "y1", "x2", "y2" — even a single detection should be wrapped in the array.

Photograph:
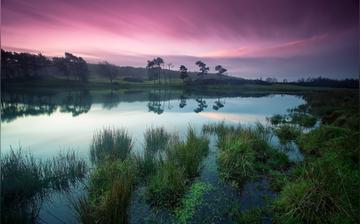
[
  {"x1": 194, "y1": 98, "x2": 207, "y2": 113},
  {"x1": 102, "y1": 89, "x2": 120, "y2": 109},
  {"x1": 212, "y1": 98, "x2": 225, "y2": 111},
  {"x1": 1, "y1": 93, "x2": 57, "y2": 122},
  {"x1": 1, "y1": 90, "x2": 94, "y2": 122},
  {"x1": 60, "y1": 90, "x2": 92, "y2": 116},
  {"x1": 147, "y1": 89, "x2": 165, "y2": 114},
  {"x1": 179, "y1": 95, "x2": 187, "y2": 108}
]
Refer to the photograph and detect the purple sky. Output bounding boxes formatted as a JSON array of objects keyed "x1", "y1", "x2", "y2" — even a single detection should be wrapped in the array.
[{"x1": 2, "y1": 0, "x2": 359, "y2": 80}]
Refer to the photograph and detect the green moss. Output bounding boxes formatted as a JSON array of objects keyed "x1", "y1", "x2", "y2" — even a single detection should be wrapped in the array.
[{"x1": 174, "y1": 182, "x2": 213, "y2": 224}]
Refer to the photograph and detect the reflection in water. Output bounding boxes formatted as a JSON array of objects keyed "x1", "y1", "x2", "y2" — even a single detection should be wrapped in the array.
[
  {"x1": 179, "y1": 95, "x2": 187, "y2": 108},
  {"x1": 194, "y1": 98, "x2": 208, "y2": 113},
  {"x1": 213, "y1": 98, "x2": 225, "y2": 111},
  {"x1": 1, "y1": 90, "x2": 92, "y2": 122},
  {"x1": 1, "y1": 88, "x2": 302, "y2": 123}
]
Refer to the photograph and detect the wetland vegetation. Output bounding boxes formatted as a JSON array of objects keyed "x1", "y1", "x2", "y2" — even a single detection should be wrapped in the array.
[{"x1": 1, "y1": 87, "x2": 358, "y2": 223}]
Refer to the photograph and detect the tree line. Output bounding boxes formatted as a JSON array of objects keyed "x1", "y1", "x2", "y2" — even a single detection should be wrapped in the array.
[{"x1": 1, "y1": 49, "x2": 89, "y2": 82}]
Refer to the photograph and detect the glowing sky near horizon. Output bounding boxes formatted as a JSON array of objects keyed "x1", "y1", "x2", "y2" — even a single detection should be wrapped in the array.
[{"x1": 1, "y1": 0, "x2": 359, "y2": 79}]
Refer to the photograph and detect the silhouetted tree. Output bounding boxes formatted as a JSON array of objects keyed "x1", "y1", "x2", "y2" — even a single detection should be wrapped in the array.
[
  {"x1": 154, "y1": 57, "x2": 164, "y2": 84},
  {"x1": 98, "y1": 61, "x2": 118, "y2": 84},
  {"x1": 215, "y1": 65, "x2": 227, "y2": 81},
  {"x1": 1, "y1": 50, "x2": 50, "y2": 80},
  {"x1": 179, "y1": 65, "x2": 189, "y2": 84},
  {"x1": 195, "y1": 60, "x2": 209, "y2": 79},
  {"x1": 53, "y1": 57, "x2": 70, "y2": 80},
  {"x1": 166, "y1": 63, "x2": 174, "y2": 84},
  {"x1": 146, "y1": 57, "x2": 164, "y2": 84}
]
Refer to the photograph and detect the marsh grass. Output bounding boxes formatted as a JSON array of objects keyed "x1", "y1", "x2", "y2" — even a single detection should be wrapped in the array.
[
  {"x1": 204, "y1": 122, "x2": 291, "y2": 189},
  {"x1": 235, "y1": 207, "x2": 263, "y2": 224},
  {"x1": 147, "y1": 161, "x2": 186, "y2": 207},
  {"x1": 73, "y1": 158, "x2": 137, "y2": 224},
  {"x1": 1, "y1": 148, "x2": 87, "y2": 223},
  {"x1": 274, "y1": 124, "x2": 301, "y2": 145},
  {"x1": 144, "y1": 126, "x2": 171, "y2": 153},
  {"x1": 147, "y1": 127, "x2": 209, "y2": 207},
  {"x1": 90, "y1": 127, "x2": 133, "y2": 163}
]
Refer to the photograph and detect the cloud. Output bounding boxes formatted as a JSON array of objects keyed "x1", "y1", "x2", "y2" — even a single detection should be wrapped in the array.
[{"x1": 2, "y1": 0, "x2": 358, "y2": 79}]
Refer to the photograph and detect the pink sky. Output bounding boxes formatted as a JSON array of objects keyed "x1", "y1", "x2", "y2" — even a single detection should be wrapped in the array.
[{"x1": 2, "y1": 0, "x2": 358, "y2": 79}]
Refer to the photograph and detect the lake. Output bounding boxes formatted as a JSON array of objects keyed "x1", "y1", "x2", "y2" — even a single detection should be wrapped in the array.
[{"x1": 1, "y1": 88, "x2": 305, "y2": 223}]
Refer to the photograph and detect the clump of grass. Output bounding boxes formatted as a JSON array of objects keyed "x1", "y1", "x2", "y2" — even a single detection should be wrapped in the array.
[
  {"x1": 144, "y1": 126, "x2": 171, "y2": 153},
  {"x1": 147, "y1": 127, "x2": 209, "y2": 207},
  {"x1": 273, "y1": 153, "x2": 359, "y2": 224},
  {"x1": 174, "y1": 182, "x2": 213, "y2": 224},
  {"x1": 274, "y1": 124, "x2": 301, "y2": 145},
  {"x1": 1, "y1": 148, "x2": 87, "y2": 223},
  {"x1": 167, "y1": 127, "x2": 209, "y2": 179},
  {"x1": 290, "y1": 113, "x2": 317, "y2": 128},
  {"x1": 147, "y1": 161, "x2": 186, "y2": 207},
  {"x1": 235, "y1": 207, "x2": 263, "y2": 224},
  {"x1": 268, "y1": 170, "x2": 288, "y2": 192},
  {"x1": 267, "y1": 114, "x2": 286, "y2": 126},
  {"x1": 90, "y1": 127, "x2": 133, "y2": 163},
  {"x1": 218, "y1": 135, "x2": 256, "y2": 186},
  {"x1": 73, "y1": 158, "x2": 137, "y2": 224},
  {"x1": 298, "y1": 125, "x2": 353, "y2": 157}
]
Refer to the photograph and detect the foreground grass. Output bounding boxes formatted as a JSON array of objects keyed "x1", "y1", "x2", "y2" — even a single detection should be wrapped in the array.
[
  {"x1": 203, "y1": 89, "x2": 359, "y2": 223},
  {"x1": 271, "y1": 91, "x2": 359, "y2": 223},
  {"x1": 203, "y1": 122, "x2": 289, "y2": 188},
  {"x1": 74, "y1": 126, "x2": 209, "y2": 223},
  {"x1": 1, "y1": 149, "x2": 87, "y2": 223}
]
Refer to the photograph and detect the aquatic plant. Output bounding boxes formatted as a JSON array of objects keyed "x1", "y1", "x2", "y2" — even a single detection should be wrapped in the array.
[
  {"x1": 144, "y1": 126, "x2": 171, "y2": 153},
  {"x1": 167, "y1": 127, "x2": 209, "y2": 179},
  {"x1": 235, "y1": 207, "x2": 263, "y2": 224},
  {"x1": 175, "y1": 182, "x2": 213, "y2": 224},
  {"x1": 267, "y1": 114, "x2": 286, "y2": 126},
  {"x1": 73, "y1": 158, "x2": 137, "y2": 224},
  {"x1": 90, "y1": 127, "x2": 133, "y2": 163},
  {"x1": 274, "y1": 124, "x2": 301, "y2": 145},
  {"x1": 147, "y1": 161, "x2": 186, "y2": 207},
  {"x1": 1, "y1": 148, "x2": 87, "y2": 223},
  {"x1": 147, "y1": 127, "x2": 209, "y2": 207},
  {"x1": 218, "y1": 135, "x2": 256, "y2": 186}
]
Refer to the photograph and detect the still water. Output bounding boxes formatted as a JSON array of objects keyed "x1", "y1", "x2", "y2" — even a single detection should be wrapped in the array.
[
  {"x1": 1, "y1": 89, "x2": 304, "y2": 158},
  {"x1": 1, "y1": 88, "x2": 306, "y2": 223}
]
